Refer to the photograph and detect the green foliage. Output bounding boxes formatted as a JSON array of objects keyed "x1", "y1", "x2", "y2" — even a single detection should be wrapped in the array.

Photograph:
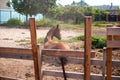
[
  {"x1": 60, "y1": 23, "x2": 84, "y2": 29},
  {"x1": 91, "y1": 36, "x2": 106, "y2": 49},
  {"x1": 36, "y1": 19, "x2": 57, "y2": 27},
  {"x1": 7, "y1": 0, "x2": 57, "y2": 26},
  {"x1": 1, "y1": 18, "x2": 24, "y2": 27},
  {"x1": 46, "y1": 4, "x2": 110, "y2": 24},
  {"x1": 8, "y1": 0, "x2": 57, "y2": 16},
  {"x1": 67, "y1": 35, "x2": 106, "y2": 49},
  {"x1": 15, "y1": 39, "x2": 30, "y2": 42},
  {"x1": 92, "y1": 21, "x2": 108, "y2": 27},
  {"x1": 38, "y1": 37, "x2": 44, "y2": 43}
]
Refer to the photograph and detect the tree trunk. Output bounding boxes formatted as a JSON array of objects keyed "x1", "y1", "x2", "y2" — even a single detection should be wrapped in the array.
[{"x1": 25, "y1": 14, "x2": 29, "y2": 28}]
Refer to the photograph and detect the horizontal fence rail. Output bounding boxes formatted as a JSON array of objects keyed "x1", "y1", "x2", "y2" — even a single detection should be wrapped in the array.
[
  {"x1": 0, "y1": 75, "x2": 22, "y2": 80},
  {"x1": 42, "y1": 56, "x2": 120, "y2": 67},
  {"x1": 0, "y1": 47, "x2": 33, "y2": 60},
  {"x1": 0, "y1": 48, "x2": 120, "y2": 67},
  {"x1": 42, "y1": 49, "x2": 95, "y2": 58},
  {"x1": 107, "y1": 27, "x2": 120, "y2": 35},
  {"x1": 107, "y1": 40, "x2": 120, "y2": 48},
  {"x1": 43, "y1": 70, "x2": 120, "y2": 80},
  {"x1": 0, "y1": 47, "x2": 32, "y2": 54},
  {"x1": 41, "y1": 49, "x2": 120, "y2": 80}
]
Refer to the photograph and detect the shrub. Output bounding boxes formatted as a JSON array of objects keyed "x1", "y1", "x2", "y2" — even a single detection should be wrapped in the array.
[
  {"x1": 91, "y1": 36, "x2": 106, "y2": 49},
  {"x1": 71, "y1": 35, "x2": 106, "y2": 49},
  {"x1": 36, "y1": 18, "x2": 57, "y2": 27},
  {"x1": 5, "y1": 18, "x2": 24, "y2": 26}
]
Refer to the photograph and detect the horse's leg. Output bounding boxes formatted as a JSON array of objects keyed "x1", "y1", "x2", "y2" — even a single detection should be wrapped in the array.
[{"x1": 59, "y1": 57, "x2": 67, "y2": 80}]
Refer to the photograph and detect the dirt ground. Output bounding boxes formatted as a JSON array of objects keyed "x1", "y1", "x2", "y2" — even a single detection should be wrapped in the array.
[{"x1": 0, "y1": 26, "x2": 120, "y2": 80}]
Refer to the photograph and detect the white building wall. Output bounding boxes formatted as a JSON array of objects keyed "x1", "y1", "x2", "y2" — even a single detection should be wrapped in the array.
[{"x1": 0, "y1": 0, "x2": 10, "y2": 9}]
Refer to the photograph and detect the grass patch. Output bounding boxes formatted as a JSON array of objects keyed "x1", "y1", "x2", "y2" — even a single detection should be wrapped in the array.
[
  {"x1": 63, "y1": 35, "x2": 106, "y2": 49},
  {"x1": 38, "y1": 37, "x2": 44, "y2": 43},
  {"x1": 60, "y1": 23, "x2": 84, "y2": 29},
  {"x1": 15, "y1": 39, "x2": 30, "y2": 42},
  {"x1": 92, "y1": 21, "x2": 120, "y2": 28},
  {"x1": 37, "y1": 37, "x2": 60, "y2": 43}
]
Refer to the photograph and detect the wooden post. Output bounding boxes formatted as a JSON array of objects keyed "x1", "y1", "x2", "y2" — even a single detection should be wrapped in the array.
[
  {"x1": 84, "y1": 16, "x2": 92, "y2": 80},
  {"x1": 29, "y1": 18, "x2": 40, "y2": 80},
  {"x1": 106, "y1": 26, "x2": 113, "y2": 80},
  {"x1": 102, "y1": 47, "x2": 106, "y2": 80},
  {"x1": 106, "y1": 14, "x2": 109, "y2": 22},
  {"x1": 106, "y1": 36, "x2": 112, "y2": 80}
]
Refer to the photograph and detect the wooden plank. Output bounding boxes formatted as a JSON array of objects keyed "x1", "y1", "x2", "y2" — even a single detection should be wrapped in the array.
[
  {"x1": 107, "y1": 27, "x2": 120, "y2": 35},
  {"x1": 37, "y1": 45, "x2": 43, "y2": 80},
  {"x1": 42, "y1": 56, "x2": 120, "y2": 67},
  {"x1": 0, "y1": 47, "x2": 32, "y2": 60},
  {"x1": 0, "y1": 51, "x2": 120, "y2": 67},
  {"x1": 29, "y1": 18, "x2": 40, "y2": 80},
  {"x1": 107, "y1": 40, "x2": 120, "y2": 48},
  {"x1": 41, "y1": 49, "x2": 95, "y2": 58},
  {"x1": 0, "y1": 52, "x2": 32, "y2": 60},
  {"x1": 0, "y1": 47, "x2": 32, "y2": 54},
  {"x1": 0, "y1": 76, "x2": 22, "y2": 80},
  {"x1": 113, "y1": 35, "x2": 120, "y2": 40},
  {"x1": 84, "y1": 16, "x2": 92, "y2": 80},
  {"x1": 43, "y1": 70, "x2": 120, "y2": 80},
  {"x1": 106, "y1": 35, "x2": 112, "y2": 80}
]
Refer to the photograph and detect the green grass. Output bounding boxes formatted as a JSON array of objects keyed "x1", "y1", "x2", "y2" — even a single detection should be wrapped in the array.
[
  {"x1": 58, "y1": 21, "x2": 120, "y2": 29},
  {"x1": 37, "y1": 37, "x2": 44, "y2": 43},
  {"x1": 37, "y1": 37, "x2": 61, "y2": 43},
  {"x1": 59, "y1": 23, "x2": 84, "y2": 29},
  {"x1": 92, "y1": 21, "x2": 120, "y2": 28},
  {"x1": 15, "y1": 39, "x2": 30, "y2": 42}
]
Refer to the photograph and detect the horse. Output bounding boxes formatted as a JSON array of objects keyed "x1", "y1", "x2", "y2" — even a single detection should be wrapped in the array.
[
  {"x1": 44, "y1": 24, "x2": 70, "y2": 50},
  {"x1": 43, "y1": 24, "x2": 70, "y2": 80}
]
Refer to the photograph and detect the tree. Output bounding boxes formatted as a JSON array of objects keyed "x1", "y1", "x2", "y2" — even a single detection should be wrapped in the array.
[{"x1": 7, "y1": 0, "x2": 57, "y2": 26}]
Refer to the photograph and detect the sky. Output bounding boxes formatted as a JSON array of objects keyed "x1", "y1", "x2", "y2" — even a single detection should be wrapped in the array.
[{"x1": 57, "y1": 0, "x2": 120, "y2": 6}]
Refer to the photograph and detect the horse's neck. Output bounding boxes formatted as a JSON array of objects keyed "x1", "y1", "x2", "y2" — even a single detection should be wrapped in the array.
[{"x1": 44, "y1": 32, "x2": 54, "y2": 43}]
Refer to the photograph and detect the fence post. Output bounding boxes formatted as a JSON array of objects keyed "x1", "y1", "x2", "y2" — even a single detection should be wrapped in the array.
[
  {"x1": 102, "y1": 47, "x2": 106, "y2": 80},
  {"x1": 106, "y1": 14, "x2": 109, "y2": 22},
  {"x1": 29, "y1": 18, "x2": 40, "y2": 80},
  {"x1": 84, "y1": 16, "x2": 92, "y2": 80},
  {"x1": 106, "y1": 25, "x2": 112, "y2": 80}
]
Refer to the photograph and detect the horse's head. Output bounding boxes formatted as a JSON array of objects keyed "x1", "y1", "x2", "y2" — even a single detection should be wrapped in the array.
[{"x1": 53, "y1": 24, "x2": 61, "y2": 40}]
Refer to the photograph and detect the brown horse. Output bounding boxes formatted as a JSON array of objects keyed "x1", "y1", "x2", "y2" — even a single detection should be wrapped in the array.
[
  {"x1": 44, "y1": 24, "x2": 70, "y2": 50},
  {"x1": 43, "y1": 24, "x2": 70, "y2": 80}
]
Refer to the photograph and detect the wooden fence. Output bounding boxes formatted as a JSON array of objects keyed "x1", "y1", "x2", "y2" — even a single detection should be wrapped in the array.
[
  {"x1": 106, "y1": 25, "x2": 120, "y2": 80},
  {"x1": 0, "y1": 17, "x2": 120, "y2": 80}
]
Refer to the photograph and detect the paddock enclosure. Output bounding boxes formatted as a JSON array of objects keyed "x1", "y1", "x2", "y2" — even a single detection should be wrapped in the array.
[{"x1": 0, "y1": 17, "x2": 120, "y2": 80}]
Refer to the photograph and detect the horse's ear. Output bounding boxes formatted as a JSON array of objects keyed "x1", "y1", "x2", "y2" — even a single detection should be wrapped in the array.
[{"x1": 56, "y1": 24, "x2": 59, "y2": 28}]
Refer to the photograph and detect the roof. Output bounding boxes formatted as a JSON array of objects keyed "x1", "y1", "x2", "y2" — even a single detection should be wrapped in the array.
[{"x1": 93, "y1": 5, "x2": 119, "y2": 10}]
